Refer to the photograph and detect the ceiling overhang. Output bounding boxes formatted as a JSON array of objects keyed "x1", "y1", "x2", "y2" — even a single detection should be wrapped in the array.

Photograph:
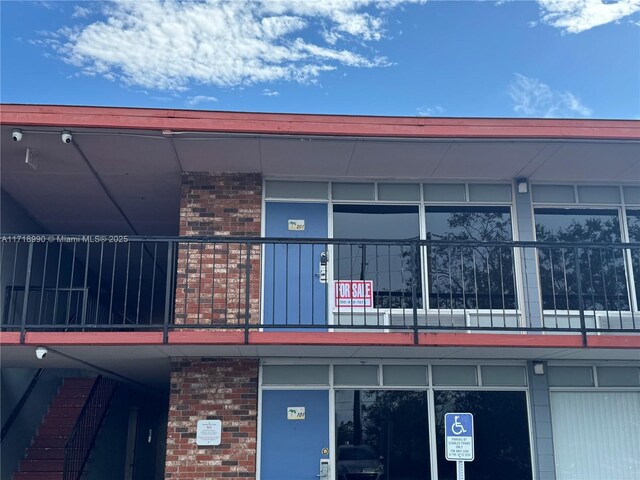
[{"x1": 1, "y1": 105, "x2": 639, "y2": 236}]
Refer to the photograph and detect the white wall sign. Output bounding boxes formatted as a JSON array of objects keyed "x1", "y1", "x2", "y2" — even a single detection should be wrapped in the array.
[
  {"x1": 196, "y1": 419, "x2": 222, "y2": 446},
  {"x1": 287, "y1": 406, "x2": 305, "y2": 420},
  {"x1": 288, "y1": 219, "x2": 305, "y2": 231}
]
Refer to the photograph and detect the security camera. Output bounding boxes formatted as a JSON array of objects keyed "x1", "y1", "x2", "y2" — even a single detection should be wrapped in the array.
[
  {"x1": 12, "y1": 129, "x2": 23, "y2": 142},
  {"x1": 35, "y1": 346, "x2": 48, "y2": 360},
  {"x1": 61, "y1": 131, "x2": 72, "y2": 144}
]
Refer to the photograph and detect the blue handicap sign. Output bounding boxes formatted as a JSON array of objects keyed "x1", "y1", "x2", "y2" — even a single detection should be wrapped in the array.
[
  {"x1": 444, "y1": 413, "x2": 474, "y2": 461},
  {"x1": 445, "y1": 413, "x2": 473, "y2": 438}
]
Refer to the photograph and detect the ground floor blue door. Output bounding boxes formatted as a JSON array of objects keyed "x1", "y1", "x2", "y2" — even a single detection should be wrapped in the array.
[
  {"x1": 260, "y1": 390, "x2": 330, "y2": 480},
  {"x1": 263, "y1": 202, "x2": 328, "y2": 328}
]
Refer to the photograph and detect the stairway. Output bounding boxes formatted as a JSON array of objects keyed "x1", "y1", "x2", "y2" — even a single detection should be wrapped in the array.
[{"x1": 13, "y1": 377, "x2": 97, "y2": 480}]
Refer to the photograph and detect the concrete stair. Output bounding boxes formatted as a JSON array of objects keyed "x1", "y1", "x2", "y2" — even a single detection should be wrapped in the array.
[{"x1": 13, "y1": 377, "x2": 96, "y2": 480}]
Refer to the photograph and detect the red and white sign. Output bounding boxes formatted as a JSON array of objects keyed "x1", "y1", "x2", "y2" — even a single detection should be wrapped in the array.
[{"x1": 334, "y1": 280, "x2": 373, "y2": 308}]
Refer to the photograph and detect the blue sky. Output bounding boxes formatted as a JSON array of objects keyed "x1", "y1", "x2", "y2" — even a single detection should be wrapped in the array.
[{"x1": 1, "y1": 0, "x2": 639, "y2": 118}]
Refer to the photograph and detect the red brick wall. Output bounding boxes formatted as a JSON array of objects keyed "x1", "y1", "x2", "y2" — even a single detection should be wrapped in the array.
[
  {"x1": 178, "y1": 173, "x2": 262, "y2": 238},
  {"x1": 165, "y1": 358, "x2": 259, "y2": 480},
  {"x1": 175, "y1": 173, "x2": 261, "y2": 326}
]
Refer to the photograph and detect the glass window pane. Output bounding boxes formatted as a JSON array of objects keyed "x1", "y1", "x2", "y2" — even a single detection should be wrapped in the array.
[
  {"x1": 265, "y1": 180, "x2": 328, "y2": 199},
  {"x1": 481, "y1": 366, "x2": 526, "y2": 386},
  {"x1": 332, "y1": 183, "x2": 375, "y2": 201},
  {"x1": 432, "y1": 365, "x2": 478, "y2": 386},
  {"x1": 577, "y1": 186, "x2": 621, "y2": 204},
  {"x1": 532, "y1": 185, "x2": 576, "y2": 204},
  {"x1": 425, "y1": 206, "x2": 516, "y2": 310},
  {"x1": 262, "y1": 365, "x2": 329, "y2": 385},
  {"x1": 334, "y1": 365, "x2": 379, "y2": 386},
  {"x1": 424, "y1": 184, "x2": 466, "y2": 202},
  {"x1": 383, "y1": 365, "x2": 428, "y2": 386},
  {"x1": 336, "y1": 390, "x2": 430, "y2": 480},
  {"x1": 597, "y1": 367, "x2": 640, "y2": 387},
  {"x1": 551, "y1": 392, "x2": 640, "y2": 480},
  {"x1": 468, "y1": 184, "x2": 511, "y2": 202},
  {"x1": 535, "y1": 208, "x2": 628, "y2": 311},
  {"x1": 623, "y1": 186, "x2": 640, "y2": 205},
  {"x1": 333, "y1": 205, "x2": 422, "y2": 309},
  {"x1": 627, "y1": 210, "x2": 640, "y2": 311},
  {"x1": 435, "y1": 391, "x2": 532, "y2": 480},
  {"x1": 548, "y1": 366, "x2": 594, "y2": 387},
  {"x1": 378, "y1": 183, "x2": 420, "y2": 201}
]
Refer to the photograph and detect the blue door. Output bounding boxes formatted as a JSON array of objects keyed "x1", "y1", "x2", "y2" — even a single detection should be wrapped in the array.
[
  {"x1": 260, "y1": 390, "x2": 330, "y2": 480},
  {"x1": 263, "y1": 202, "x2": 328, "y2": 328}
]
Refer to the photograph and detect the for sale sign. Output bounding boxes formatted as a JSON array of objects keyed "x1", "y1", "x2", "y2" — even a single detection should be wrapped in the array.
[{"x1": 334, "y1": 280, "x2": 373, "y2": 308}]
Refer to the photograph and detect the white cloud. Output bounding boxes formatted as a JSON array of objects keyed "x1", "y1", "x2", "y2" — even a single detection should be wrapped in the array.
[
  {"x1": 508, "y1": 73, "x2": 592, "y2": 117},
  {"x1": 44, "y1": 0, "x2": 423, "y2": 91},
  {"x1": 262, "y1": 89, "x2": 280, "y2": 96},
  {"x1": 536, "y1": 0, "x2": 640, "y2": 33},
  {"x1": 72, "y1": 6, "x2": 92, "y2": 18},
  {"x1": 416, "y1": 105, "x2": 444, "y2": 116},
  {"x1": 185, "y1": 95, "x2": 219, "y2": 107}
]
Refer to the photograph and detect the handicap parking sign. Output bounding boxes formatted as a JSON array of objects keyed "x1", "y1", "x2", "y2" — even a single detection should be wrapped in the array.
[{"x1": 445, "y1": 413, "x2": 474, "y2": 461}]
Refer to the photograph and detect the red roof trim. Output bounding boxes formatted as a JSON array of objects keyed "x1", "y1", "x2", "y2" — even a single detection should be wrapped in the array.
[
  {"x1": 2, "y1": 104, "x2": 639, "y2": 140},
  {"x1": 2, "y1": 330, "x2": 636, "y2": 350}
]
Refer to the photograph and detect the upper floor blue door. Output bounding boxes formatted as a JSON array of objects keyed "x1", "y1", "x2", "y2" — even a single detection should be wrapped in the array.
[{"x1": 263, "y1": 202, "x2": 328, "y2": 328}]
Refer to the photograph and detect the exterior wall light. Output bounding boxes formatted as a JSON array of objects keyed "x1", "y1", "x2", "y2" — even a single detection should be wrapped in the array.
[
  {"x1": 516, "y1": 178, "x2": 528, "y2": 194},
  {"x1": 533, "y1": 361, "x2": 545, "y2": 375}
]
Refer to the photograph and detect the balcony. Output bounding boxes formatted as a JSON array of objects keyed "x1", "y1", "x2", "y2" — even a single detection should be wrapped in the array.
[{"x1": 1, "y1": 235, "x2": 639, "y2": 346}]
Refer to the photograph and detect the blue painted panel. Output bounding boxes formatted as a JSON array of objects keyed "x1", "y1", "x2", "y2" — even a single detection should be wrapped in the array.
[
  {"x1": 264, "y1": 202, "x2": 328, "y2": 327},
  {"x1": 261, "y1": 390, "x2": 330, "y2": 480}
]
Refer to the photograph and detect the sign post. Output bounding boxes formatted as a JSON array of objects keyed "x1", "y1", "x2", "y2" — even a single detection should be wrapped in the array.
[{"x1": 445, "y1": 413, "x2": 474, "y2": 480}]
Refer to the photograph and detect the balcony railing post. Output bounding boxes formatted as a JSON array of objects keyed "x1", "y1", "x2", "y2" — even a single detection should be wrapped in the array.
[
  {"x1": 20, "y1": 242, "x2": 34, "y2": 343},
  {"x1": 573, "y1": 246, "x2": 588, "y2": 346},
  {"x1": 411, "y1": 242, "x2": 419, "y2": 345},
  {"x1": 163, "y1": 241, "x2": 175, "y2": 344},
  {"x1": 244, "y1": 241, "x2": 252, "y2": 345}
]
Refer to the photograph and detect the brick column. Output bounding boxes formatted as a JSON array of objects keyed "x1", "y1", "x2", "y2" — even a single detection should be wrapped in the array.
[
  {"x1": 165, "y1": 358, "x2": 259, "y2": 479},
  {"x1": 174, "y1": 173, "x2": 262, "y2": 326}
]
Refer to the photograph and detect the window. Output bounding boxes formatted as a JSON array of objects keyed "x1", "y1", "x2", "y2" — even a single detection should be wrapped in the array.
[
  {"x1": 627, "y1": 210, "x2": 640, "y2": 310},
  {"x1": 336, "y1": 390, "x2": 430, "y2": 480},
  {"x1": 434, "y1": 391, "x2": 532, "y2": 480},
  {"x1": 333, "y1": 205, "x2": 422, "y2": 308},
  {"x1": 551, "y1": 392, "x2": 640, "y2": 480},
  {"x1": 535, "y1": 208, "x2": 629, "y2": 311},
  {"x1": 425, "y1": 206, "x2": 516, "y2": 310}
]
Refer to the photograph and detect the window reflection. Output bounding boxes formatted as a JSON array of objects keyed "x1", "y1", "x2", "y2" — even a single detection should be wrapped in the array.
[
  {"x1": 425, "y1": 206, "x2": 517, "y2": 310},
  {"x1": 333, "y1": 205, "x2": 422, "y2": 308},
  {"x1": 535, "y1": 208, "x2": 629, "y2": 311},
  {"x1": 434, "y1": 390, "x2": 532, "y2": 480},
  {"x1": 627, "y1": 210, "x2": 640, "y2": 311},
  {"x1": 335, "y1": 390, "x2": 430, "y2": 480}
]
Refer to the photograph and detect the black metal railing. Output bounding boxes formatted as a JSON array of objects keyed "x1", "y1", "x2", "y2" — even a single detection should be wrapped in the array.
[
  {"x1": 1, "y1": 235, "x2": 639, "y2": 343},
  {"x1": 0, "y1": 368, "x2": 43, "y2": 441},
  {"x1": 63, "y1": 376, "x2": 117, "y2": 480}
]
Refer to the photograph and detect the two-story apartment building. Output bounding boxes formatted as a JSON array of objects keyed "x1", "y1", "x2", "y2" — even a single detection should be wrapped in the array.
[{"x1": 1, "y1": 104, "x2": 639, "y2": 480}]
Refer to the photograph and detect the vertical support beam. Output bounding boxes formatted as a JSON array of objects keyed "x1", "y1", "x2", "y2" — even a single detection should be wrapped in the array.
[
  {"x1": 244, "y1": 241, "x2": 252, "y2": 345},
  {"x1": 527, "y1": 361, "x2": 557, "y2": 480},
  {"x1": 574, "y1": 247, "x2": 587, "y2": 346},
  {"x1": 164, "y1": 241, "x2": 175, "y2": 344},
  {"x1": 514, "y1": 181, "x2": 543, "y2": 328},
  {"x1": 20, "y1": 242, "x2": 34, "y2": 343},
  {"x1": 411, "y1": 242, "x2": 419, "y2": 345}
]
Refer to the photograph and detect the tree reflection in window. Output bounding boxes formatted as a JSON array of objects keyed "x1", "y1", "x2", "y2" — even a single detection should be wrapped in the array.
[
  {"x1": 425, "y1": 206, "x2": 517, "y2": 310},
  {"x1": 333, "y1": 205, "x2": 422, "y2": 309},
  {"x1": 535, "y1": 208, "x2": 629, "y2": 311},
  {"x1": 625, "y1": 210, "x2": 640, "y2": 311},
  {"x1": 335, "y1": 390, "x2": 430, "y2": 480}
]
